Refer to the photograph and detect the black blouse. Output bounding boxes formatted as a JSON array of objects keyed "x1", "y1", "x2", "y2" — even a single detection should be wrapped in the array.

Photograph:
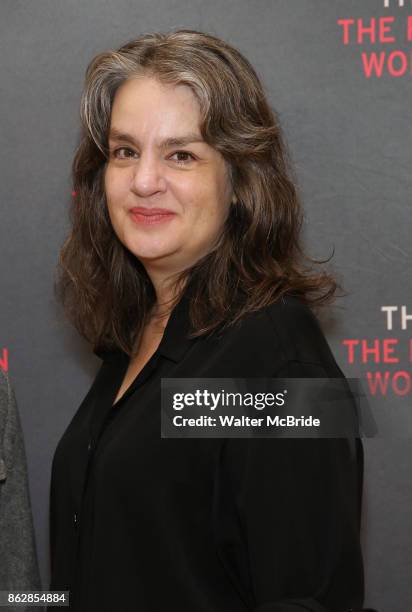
[{"x1": 48, "y1": 290, "x2": 365, "y2": 611}]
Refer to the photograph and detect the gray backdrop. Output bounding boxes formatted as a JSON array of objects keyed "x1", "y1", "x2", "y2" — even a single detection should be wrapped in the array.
[{"x1": 1, "y1": 1, "x2": 411, "y2": 610}]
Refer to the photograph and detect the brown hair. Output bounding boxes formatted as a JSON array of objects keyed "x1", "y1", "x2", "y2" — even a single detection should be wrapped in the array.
[{"x1": 55, "y1": 28, "x2": 341, "y2": 357}]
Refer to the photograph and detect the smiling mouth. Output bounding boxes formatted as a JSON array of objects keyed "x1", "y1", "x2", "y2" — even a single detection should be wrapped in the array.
[{"x1": 129, "y1": 209, "x2": 176, "y2": 226}]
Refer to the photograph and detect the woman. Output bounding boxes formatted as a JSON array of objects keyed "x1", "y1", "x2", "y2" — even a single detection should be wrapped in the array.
[{"x1": 49, "y1": 29, "x2": 372, "y2": 612}]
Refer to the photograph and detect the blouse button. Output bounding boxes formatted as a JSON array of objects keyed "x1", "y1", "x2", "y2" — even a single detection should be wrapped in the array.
[
  {"x1": 87, "y1": 439, "x2": 93, "y2": 452},
  {"x1": 73, "y1": 512, "x2": 78, "y2": 527}
]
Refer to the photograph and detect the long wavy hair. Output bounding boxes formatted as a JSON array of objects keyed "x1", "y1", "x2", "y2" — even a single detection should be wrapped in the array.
[{"x1": 55, "y1": 28, "x2": 341, "y2": 357}]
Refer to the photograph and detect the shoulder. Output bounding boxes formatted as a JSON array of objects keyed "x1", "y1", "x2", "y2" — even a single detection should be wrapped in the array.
[
  {"x1": 0, "y1": 369, "x2": 21, "y2": 428},
  {"x1": 243, "y1": 293, "x2": 344, "y2": 377},
  {"x1": 0, "y1": 369, "x2": 11, "y2": 420},
  {"x1": 0, "y1": 367, "x2": 8, "y2": 389},
  {"x1": 92, "y1": 346, "x2": 123, "y2": 362},
  {"x1": 0, "y1": 370, "x2": 19, "y2": 468},
  {"x1": 263, "y1": 294, "x2": 327, "y2": 357}
]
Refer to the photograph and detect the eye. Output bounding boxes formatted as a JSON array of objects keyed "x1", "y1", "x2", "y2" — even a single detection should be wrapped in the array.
[
  {"x1": 110, "y1": 147, "x2": 196, "y2": 164},
  {"x1": 169, "y1": 151, "x2": 196, "y2": 165},
  {"x1": 112, "y1": 147, "x2": 137, "y2": 159}
]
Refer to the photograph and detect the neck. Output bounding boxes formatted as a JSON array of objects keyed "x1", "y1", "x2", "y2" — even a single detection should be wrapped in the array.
[{"x1": 148, "y1": 272, "x2": 188, "y2": 323}]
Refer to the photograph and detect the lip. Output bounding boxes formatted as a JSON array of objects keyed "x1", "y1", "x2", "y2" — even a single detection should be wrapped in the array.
[
  {"x1": 129, "y1": 207, "x2": 176, "y2": 215},
  {"x1": 129, "y1": 207, "x2": 176, "y2": 226}
]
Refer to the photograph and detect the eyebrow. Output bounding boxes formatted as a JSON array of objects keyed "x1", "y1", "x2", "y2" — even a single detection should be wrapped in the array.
[{"x1": 108, "y1": 128, "x2": 205, "y2": 148}]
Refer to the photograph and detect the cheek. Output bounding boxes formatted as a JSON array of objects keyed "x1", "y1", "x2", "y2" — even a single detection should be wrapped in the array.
[
  {"x1": 183, "y1": 195, "x2": 228, "y2": 244},
  {"x1": 178, "y1": 177, "x2": 221, "y2": 215},
  {"x1": 105, "y1": 170, "x2": 126, "y2": 210},
  {"x1": 192, "y1": 179, "x2": 230, "y2": 224}
]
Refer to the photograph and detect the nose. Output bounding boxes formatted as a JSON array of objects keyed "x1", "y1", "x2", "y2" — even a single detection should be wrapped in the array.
[{"x1": 130, "y1": 152, "x2": 167, "y2": 197}]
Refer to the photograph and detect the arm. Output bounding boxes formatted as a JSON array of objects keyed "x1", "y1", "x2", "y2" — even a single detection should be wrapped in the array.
[
  {"x1": 0, "y1": 370, "x2": 42, "y2": 598},
  {"x1": 215, "y1": 361, "x2": 365, "y2": 612}
]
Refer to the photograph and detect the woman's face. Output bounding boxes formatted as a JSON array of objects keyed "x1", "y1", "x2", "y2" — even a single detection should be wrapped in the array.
[{"x1": 104, "y1": 76, "x2": 235, "y2": 273}]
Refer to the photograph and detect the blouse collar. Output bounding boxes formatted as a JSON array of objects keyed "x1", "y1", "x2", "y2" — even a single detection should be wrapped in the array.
[{"x1": 93, "y1": 284, "x2": 197, "y2": 364}]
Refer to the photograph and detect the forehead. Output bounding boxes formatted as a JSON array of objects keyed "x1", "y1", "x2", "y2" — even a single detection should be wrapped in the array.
[{"x1": 109, "y1": 77, "x2": 202, "y2": 134}]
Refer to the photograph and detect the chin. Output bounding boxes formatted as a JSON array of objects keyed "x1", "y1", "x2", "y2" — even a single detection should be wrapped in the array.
[{"x1": 127, "y1": 242, "x2": 180, "y2": 262}]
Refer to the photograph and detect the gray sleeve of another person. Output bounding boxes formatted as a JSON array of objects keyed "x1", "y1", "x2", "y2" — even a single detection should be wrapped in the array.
[{"x1": 0, "y1": 368, "x2": 42, "y2": 609}]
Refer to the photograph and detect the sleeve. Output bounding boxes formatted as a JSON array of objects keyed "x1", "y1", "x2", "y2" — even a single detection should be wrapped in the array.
[
  {"x1": 214, "y1": 360, "x2": 365, "y2": 612},
  {"x1": 0, "y1": 371, "x2": 42, "y2": 604}
]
